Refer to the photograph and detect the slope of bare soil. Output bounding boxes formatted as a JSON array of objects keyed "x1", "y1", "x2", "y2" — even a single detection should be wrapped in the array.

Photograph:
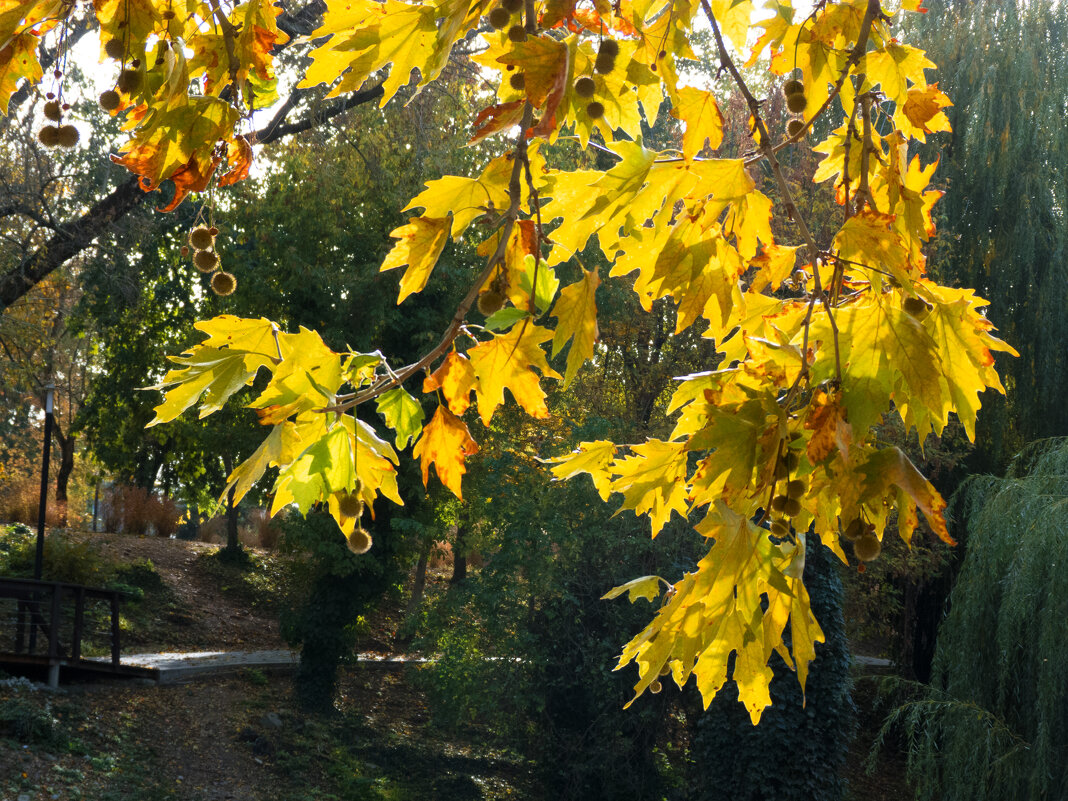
[{"x1": 74, "y1": 530, "x2": 288, "y2": 652}]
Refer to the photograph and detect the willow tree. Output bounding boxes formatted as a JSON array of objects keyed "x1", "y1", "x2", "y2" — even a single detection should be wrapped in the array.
[
  {"x1": 883, "y1": 438, "x2": 1068, "y2": 800},
  {"x1": 912, "y1": 0, "x2": 1068, "y2": 469},
  {"x1": 2, "y1": 0, "x2": 1014, "y2": 722}
]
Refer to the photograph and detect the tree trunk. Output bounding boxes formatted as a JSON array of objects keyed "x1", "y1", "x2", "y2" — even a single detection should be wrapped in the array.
[
  {"x1": 221, "y1": 452, "x2": 242, "y2": 555},
  {"x1": 451, "y1": 523, "x2": 468, "y2": 585},
  {"x1": 53, "y1": 427, "x2": 75, "y2": 526},
  {"x1": 395, "y1": 539, "x2": 431, "y2": 650}
]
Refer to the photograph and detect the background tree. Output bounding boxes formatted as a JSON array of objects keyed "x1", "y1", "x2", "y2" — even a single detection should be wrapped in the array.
[
  {"x1": 884, "y1": 437, "x2": 1068, "y2": 801},
  {"x1": 912, "y1": 0, "x2": 1068, "y2": 471}
]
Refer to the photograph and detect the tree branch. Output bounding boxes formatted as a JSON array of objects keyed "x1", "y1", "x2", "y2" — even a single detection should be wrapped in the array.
[{"x1": 0, "y1": 82, "x2": 385, "y2": 313}]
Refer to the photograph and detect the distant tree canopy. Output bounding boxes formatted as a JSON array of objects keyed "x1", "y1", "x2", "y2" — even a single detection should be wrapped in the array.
[{"x1": 915, "y1": 0, "x2": 1068, "y2": 469}]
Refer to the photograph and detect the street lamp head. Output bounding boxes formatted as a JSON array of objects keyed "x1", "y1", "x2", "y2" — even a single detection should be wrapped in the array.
[{"x1": 44, "y1": 383, "x2": 54, "y2": 414}]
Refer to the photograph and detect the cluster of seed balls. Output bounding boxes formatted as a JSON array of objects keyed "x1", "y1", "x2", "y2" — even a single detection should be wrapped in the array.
[
  {"x1": 573, "y1": 40, "x2": 619, "y2": 120},
  {"x1": 768, "y1": 448, "x2": 805, "y2": 538},
  {"x1": 97, "y1": 37, "x2": 145, "y2": 112},
  {"x1": 485, "y1": 0, "x2": 621, "y2": 123},
  {"x1": 337, "y1": 483, "x2": 372, "y2": 554},
  {"x1": 783, "y1": 79, "x2": 808, "y2": 139},
  {"x1": 36, "y1": 99, "x2": 79, "y2": 148},
  {"x1": 181, "y1": 225, "x2": 236, "y2": 296}
]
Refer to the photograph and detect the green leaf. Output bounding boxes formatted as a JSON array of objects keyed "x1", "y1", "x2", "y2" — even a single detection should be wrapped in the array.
[
  {"x1": 484, "y1": 307, "x2": 530, "y2": 332},
  {"x1": 375, "y1": 387, "x2": 425, "y2": 450}
]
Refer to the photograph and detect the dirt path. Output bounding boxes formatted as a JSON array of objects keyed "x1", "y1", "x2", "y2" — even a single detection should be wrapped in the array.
[{"x1": 80, "y1": 532, "x2": 288, "y2": 652}]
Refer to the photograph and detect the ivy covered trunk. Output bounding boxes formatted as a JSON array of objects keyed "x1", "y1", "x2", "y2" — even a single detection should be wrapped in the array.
[{"x1": 692, "y1": 538, "x2": 855, "y2": 801}]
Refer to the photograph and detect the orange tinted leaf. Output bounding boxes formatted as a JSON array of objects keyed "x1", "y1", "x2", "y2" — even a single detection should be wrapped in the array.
[
  {"x1": 470, "y1": 100, "x2": 525, "y2": 144},
  {"x1": 218, "y1": 136, "x2": 253, "y2": 187},
  {"x1": 422, "y1": 352, "x2": 477, "y2": 415},
  {"x1": 412, "y1": 405, "x2": 479, "y2": 499}
]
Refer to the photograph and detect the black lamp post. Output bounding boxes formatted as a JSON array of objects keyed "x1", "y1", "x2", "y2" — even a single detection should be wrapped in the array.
[{"x1": 33, "y1": 383, "x2": 55, "y2": 581}]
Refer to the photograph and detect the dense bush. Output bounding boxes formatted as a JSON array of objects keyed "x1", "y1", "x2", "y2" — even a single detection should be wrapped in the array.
[
  {"x1": 691, "y1": 538, "x2": 856, "y2": 801},
  {"x1": 886, "y1": 438, "x2": 1068, "y2": 801},
  {"x1": 0, "y1": 524, "x2": 117, "y2": 586},
  {"x1": 100, "y1": 484, "x2": 179, "y2": 537}
]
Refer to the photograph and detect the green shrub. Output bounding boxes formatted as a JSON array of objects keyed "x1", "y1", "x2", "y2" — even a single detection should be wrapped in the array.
[
  {"x1": 0, "y1": 529, "x2": 117, "y2": 586},
  {"x1": 691, "y1": 537, "x2": 856, "y2": 801},
  {"x1": 0, "y1": 695, "x2": 64, "y2": 747}
]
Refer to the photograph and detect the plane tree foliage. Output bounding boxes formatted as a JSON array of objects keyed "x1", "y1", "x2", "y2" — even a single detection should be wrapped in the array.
[{"x1": 2, "y1": 0, "x2": 1016, "y2": 721}]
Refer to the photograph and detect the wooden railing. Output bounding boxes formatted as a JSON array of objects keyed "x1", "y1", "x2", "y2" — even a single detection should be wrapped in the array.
[{"x1": 0, "y1": 577, "x2": 128, "y2": 686}]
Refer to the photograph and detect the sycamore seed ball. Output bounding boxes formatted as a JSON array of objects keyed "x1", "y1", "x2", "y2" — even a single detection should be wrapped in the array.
[
  {"x1": 574, "y1": 76, "x2": 596, "y2": 98},
  {"x1": 785, "y1": 451, "x2": 800, "y2": 471},
  {"x1": 787, "y1": 118, "x2": 806, "y2": 139},
  {"x1": 903, "y1": 296, "x2": 932, "y2": 320},
  {"x1": 346, "y1": 526, "x2": 373, "y2": 555},
  {"x1": 771, "y1": 495, "x2": 789, "y2": 513},
  {"x1": 598, "y1": 39, "x2": 620, "y2": 58},
  {"x1": 594, "y1": 52, "x2": 616, "y2": 74},
  {"x1": 44, "y1": 101, "x2": 62, "y2": 121},
  {"x1": 117, "y1": 69, "x2": 142, "y2": 94},
  {"x1": 180, "y1": 246, "x2": 190, "y2": 257},
  {"x1": 509, "y1": 72, "x2": 525, "y2": 91},
  {"x1": 487, "y1": 6, "x2": 511, "y2": 29},
  {"x1": 507, "y1": 24, "x2": 526, "y2": 42},
  {"x1": 586, "y1": 100, "x2": 605, "y2": 119},
  {"x1": 770, "y1": 519, "x2": 790, "y2": 538},
  {"x1": 783, "y1": 79, "x2": 804, "y2": 97},
  {"x1": 782, "y1": 497, "x2": 802, "y2": 518},
  {"x1": 211, "y1": 270, "x2": 237, "y2": 296},
  {"x1": 477, "y1": 289, "x2": 505, "y2": 316},
  {"x1": 659, "y1": 663, "x2": 671, "y2": 677},
  {"x1": 57, "y1": 125, "x2": 79, "y2": 148},
  {"x1": 337, "y1": 491, "x2": 363, "y2": 519},
  {"x1": 104, "y1": 38, "x2": 125, "y2": 60},
  {"x1": 99, "y1": 90, "x2": 121, "y2": 111},
  {"x1": 786, "y1": 92, "x2": 807, "y2": 114},
  {"x1": 188, "y1": 226, "x2": 214, "y2": 250},
  {"x1": 649, "y1": 679, "x2": 662, "y2": 694},
  {"x1": 854, "y1": 532, "x2": 882, "y2": 562},
  {"x1": 37, "y1": 126, "x2": 61, "y2": 147},
  {"x1": 193, "y1": 249, "x2": 219, "y2": 272},
  {"x1": 502, "y1": 0, "x2": 524, "y2": 11},
  {"x1": 785, "y1": 479, "x2": 805, "y2": 499},
  {"x1": 843, "y1": 518, "x2": 864, "y2": 542}
]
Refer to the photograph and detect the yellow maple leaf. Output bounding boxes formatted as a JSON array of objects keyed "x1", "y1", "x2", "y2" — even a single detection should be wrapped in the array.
[
  {"x1": 550, "y1": 267, "x2": 600, "y2": 387},
  {"x1": 544, "y1": 440, "x2": 617, "y2": 501},
  {"x1": 861, "y1": 42, "x2": 935, "y2": 107},
  {"x1": 609, "y1": 439, "x2": 690, "y2": 536},
  {"x1": 379, "y1": 215, "x2": 451, "y2": 304},
  {"x1": 749, "y1": 244, "x2": 800, "y2": 293},
  {"x1": 468, "y1": 324, "x2": 562, "y2": 425},
  {"x1": 0, "y1": 32, "x2": 41, "y2": 115},
  {"x1": 671, "y1": 85, "x2": 724, "y2": 159},
  {"x1": 412, "y1": 405, "x2": 478, "y2": 499}
]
